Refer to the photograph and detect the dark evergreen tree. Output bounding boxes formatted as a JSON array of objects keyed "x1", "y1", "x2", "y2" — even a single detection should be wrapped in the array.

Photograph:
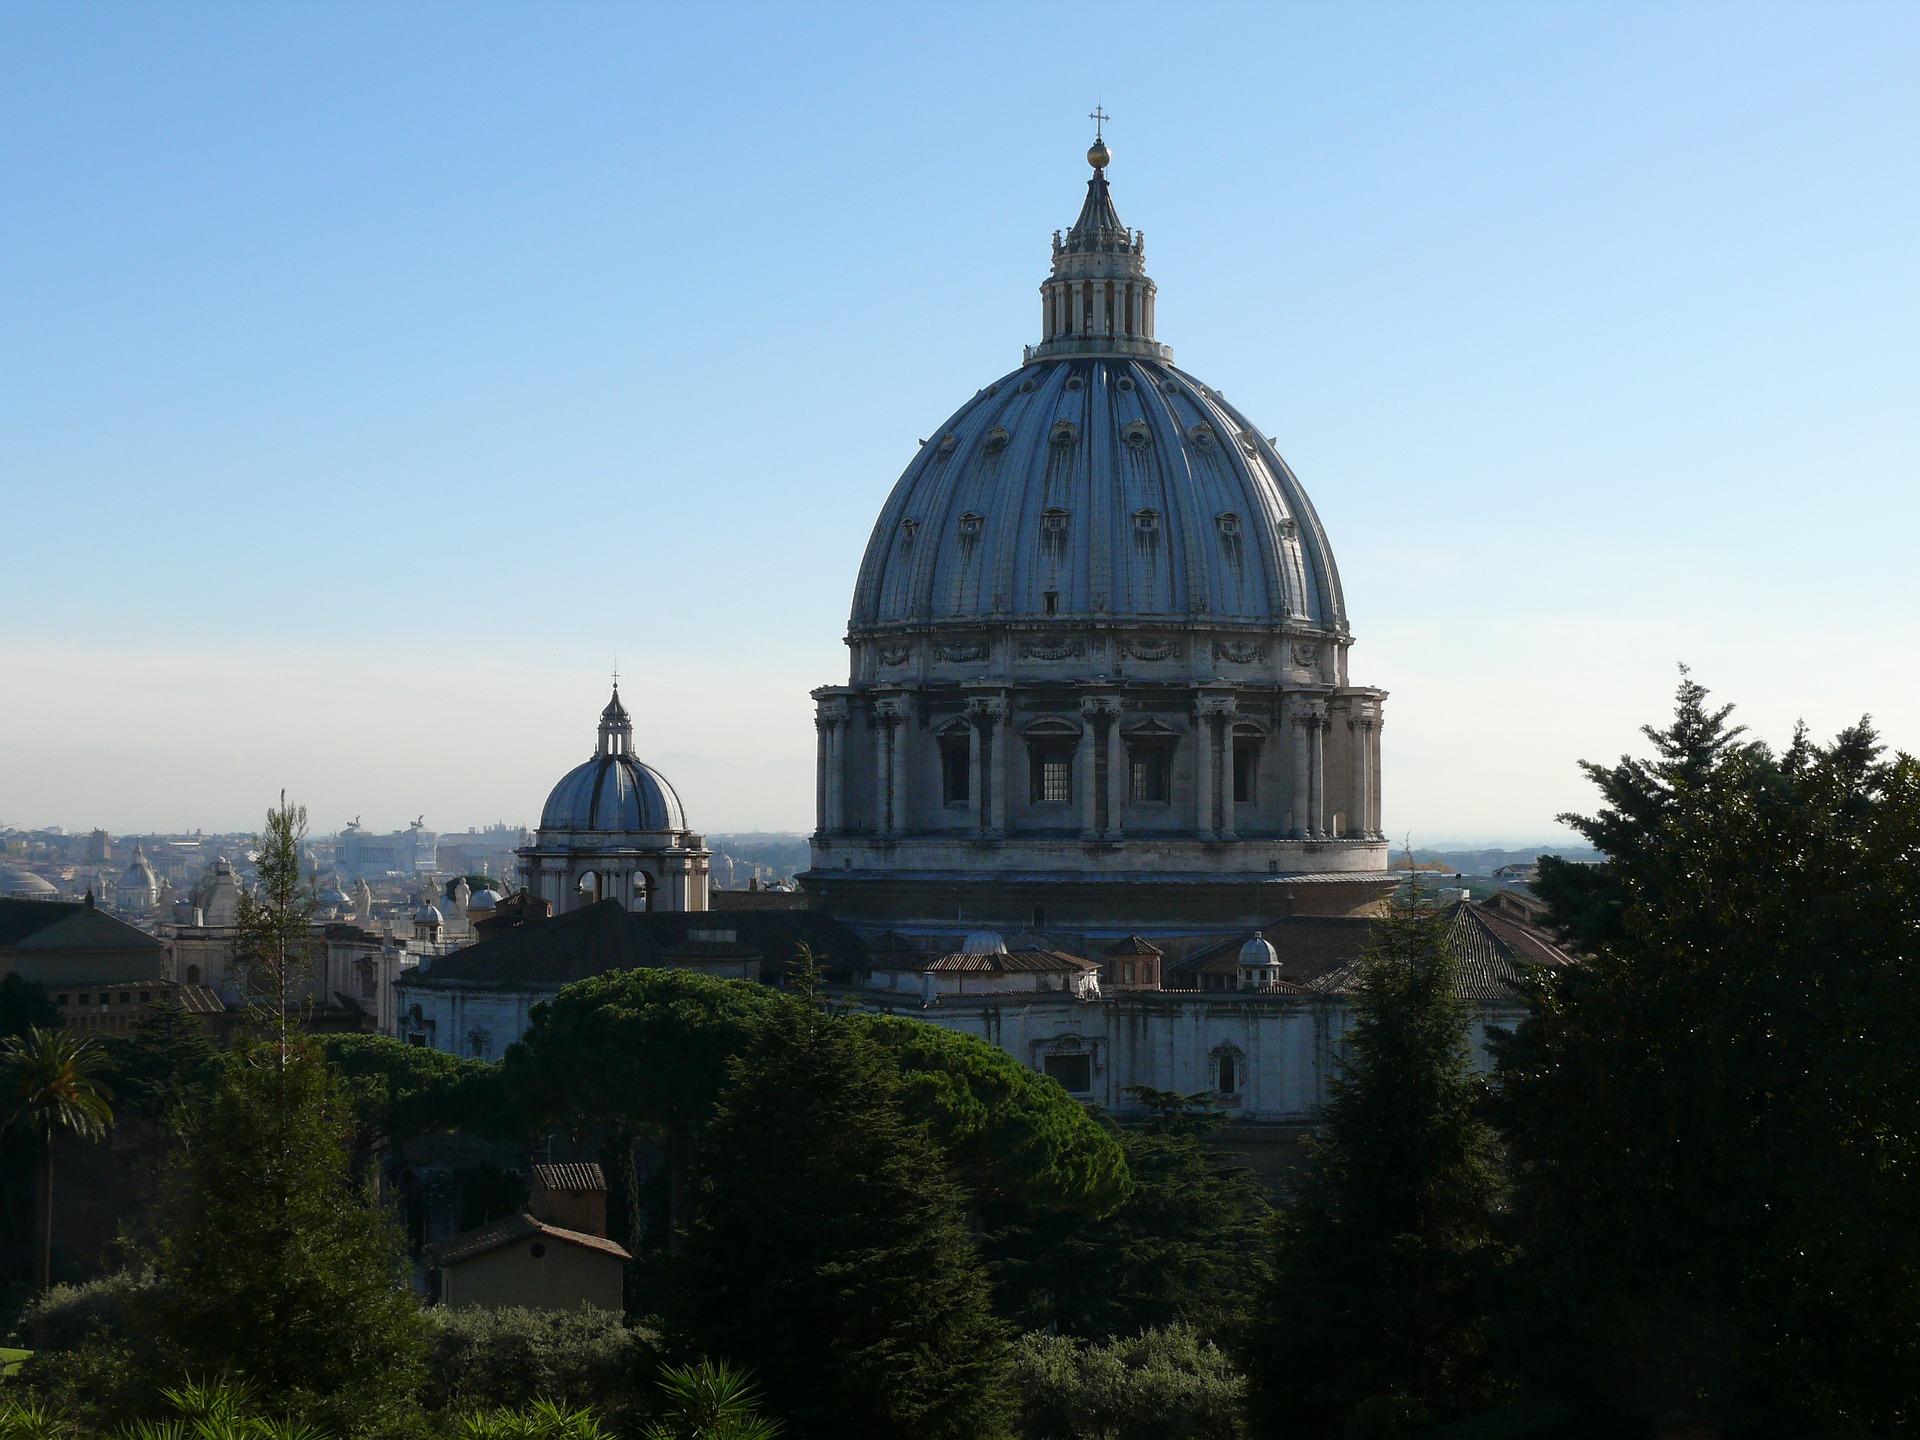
[
  {"x1": 0, "y1": 973, "x2": 59, "y2": 1040},
  {"x1": 668, "y1": 975, "x2": 1014, "y2": 1440},
  {"x1": 137, "y1": 1039, "x2": 424, "y2": 1434},
  {"x1": 106, "y1": 1000, "x2": 221, "y2": 1124},
  {"x1": 988, "y1": 1088, "x2": 1270, "y2": 1342},
  {"x1": 1243, "y1": 905, "x2": 1505, "y2": 1437},
  {"x1": 1497, "y1": 675, "x2": 1920, "y2": 1434}
]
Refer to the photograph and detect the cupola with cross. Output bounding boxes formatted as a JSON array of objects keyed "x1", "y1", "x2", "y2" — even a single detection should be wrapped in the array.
[{"x1": 1031, "y1": 109, "x2": 1168, "y2": 362}]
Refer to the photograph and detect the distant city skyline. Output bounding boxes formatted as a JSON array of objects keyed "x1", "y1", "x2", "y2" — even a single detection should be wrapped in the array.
[{"x1": 4, "y1": 4, "x2": 1917, "y2": 842}]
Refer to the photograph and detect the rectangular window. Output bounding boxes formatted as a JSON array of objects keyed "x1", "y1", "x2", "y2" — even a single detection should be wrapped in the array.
[
  {"x1": 1129, "y1": 745, "x2": 1170, "y2": 802},
  {"x1": 1031, "y1": 745, "x2": 1073, "y2": 804},
  {"x1": 77, "y1": 994, "x2": 90, "y2": 1005},
  {"x1": 139, "y1": 991, "x2": 151, "y2": 1003},
  {"x1": 1122, "y1": 962, "x2": 1135, "y2": 985},
  {"x1": 1043, "y1": 1053, "x2": 1092, "y2": 1094},
  {"x1": 941, "y1": 737, "x2": 971, "y2": 805},
  {"x1": 1234, "y1": 741, "x2": 1260, "y2": 804}
]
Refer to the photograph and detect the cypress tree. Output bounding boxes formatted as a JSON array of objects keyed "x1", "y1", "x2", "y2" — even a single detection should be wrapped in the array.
[
  {"x1": 1243, "y1": 904, "x2": 1505, "y2": 1436},
  {"x1": 137, "y1": 1039, "x2": 424, "y2": 1433},
  {"x1": 669, "y1": 977, "x2": 1014, "y2": 1440}
]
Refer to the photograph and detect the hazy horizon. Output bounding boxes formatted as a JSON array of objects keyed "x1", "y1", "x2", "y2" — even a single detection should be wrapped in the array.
[{"x1": 5, "y1": 4, "x2": 1917, "y2": 841}]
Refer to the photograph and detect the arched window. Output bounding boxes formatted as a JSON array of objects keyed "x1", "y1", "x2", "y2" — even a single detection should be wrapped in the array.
[{"x1": 185, "y1": 964, "x2": 200, "y2": 986}]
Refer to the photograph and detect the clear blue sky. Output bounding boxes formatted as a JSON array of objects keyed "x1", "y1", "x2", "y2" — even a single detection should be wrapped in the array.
[{"x1": 3, "y1": 3, "x2": 1916, "y2": 841}]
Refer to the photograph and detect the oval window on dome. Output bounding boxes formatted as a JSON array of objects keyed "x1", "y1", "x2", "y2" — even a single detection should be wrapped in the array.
[
  {"x1": 1019, "y1": 378, "x2": 1037, "y2": 393},
  {"x1": 1123, "y1": 420, "x2": 1152, "y2": 450},
  {"x1": 983, "y1": 426, "x2": 1010, "y2": 456},
  {"x1": 1065, "y1": 377, "x2": 1084, "y2": 392},
  {"x1": 1189, "y1": 422, "x2": 1216, "y2": 448},
  {"x1": 938, "y1": 432, "x2": 958, "y2": 454},
  {"x1": 1116, "y1": 376, "x2": 1135, "y2": 391},
  {"x1": 1050, "y1": 421, "x2": 1079, "y2": 448}
]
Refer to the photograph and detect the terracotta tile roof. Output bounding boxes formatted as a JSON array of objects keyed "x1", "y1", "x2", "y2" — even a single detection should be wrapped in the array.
[
  {"x1": 533, "y1": 1163, "x2": 605, "y2": 1194},
  {"x1": 427, "y1": 1211, "x2": 630, "y2": 1267},
  {"x1": 1166, "y1": 902, "x2": 1574, "y2": 1003},
  {"x1": 1169, "y1": 916, "x2": 1374, "y2": 987},
  {"x1": 1104, "y1": 934, "x2": 1164, "y2": 957},
  {"x1": 171, "y1": 984, "x2": 225, "y2": 1015},
  {"x1": 917, "y1": 949, "x2": 1099, "y2": 975}
]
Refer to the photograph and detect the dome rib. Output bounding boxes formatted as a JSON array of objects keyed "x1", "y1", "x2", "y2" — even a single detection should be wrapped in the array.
[
  {"x1": 540, "y1": 753, "x2": 688, "y2": 834},
  {"x1": 847, "y1": 357, "x2": 1349, "y2": 636}
]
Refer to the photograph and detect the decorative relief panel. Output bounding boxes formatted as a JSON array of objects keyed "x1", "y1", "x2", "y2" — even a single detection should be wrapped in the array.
[
  {"x1": 933, "y1": 641, "x2": 988, "y2": 663},
  {"x1": 1121, "y1": 637, "x2": 1185, "y2": 661},
  {"x1": 1020, "y1": 637, "x2": 1087, "y2": 661},
  {"x1": 1292, "y1": 643, "x2": 1320, "y2": 666},
  {"x1": 1213, "y1": 640, "x2": 1265, "y2": 664},
  {"x1": 877, "y1": 646, "x2": 910, "y2": 666}
]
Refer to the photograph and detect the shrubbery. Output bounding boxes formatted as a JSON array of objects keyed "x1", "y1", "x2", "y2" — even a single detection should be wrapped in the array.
[
  {"x1": 1011, "y1": 1325, "x2": 1246, "y2": 1440},
  {"x1": 420, "y1": 1306, "x2": 659, "y2": 1423}
]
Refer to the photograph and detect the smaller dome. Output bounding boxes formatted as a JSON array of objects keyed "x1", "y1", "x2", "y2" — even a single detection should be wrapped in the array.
[
  {"x1": 414, "y1": 902, "x2": 443, "y2": 924},
  {"x1": 0, "y1": 868, "x2": 59, "y2": 899},
  {"x1": 961, "y1": 929, "x2": 1009, "y2": 955},
  {"x1": 469, "y1": 888, "x2": 504, "y2": 910},
  {"x1": 542, "y1": 755, "x2": 687, "y2": 832},
  {"x1": 1238, "y1": 935, "x2": 1279, "y2": 968}
]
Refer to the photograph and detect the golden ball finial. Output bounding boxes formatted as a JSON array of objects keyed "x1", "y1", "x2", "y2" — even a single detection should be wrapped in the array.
[{"x1": 1088, "y1": 138, "x2": 1111, "y2": 170}]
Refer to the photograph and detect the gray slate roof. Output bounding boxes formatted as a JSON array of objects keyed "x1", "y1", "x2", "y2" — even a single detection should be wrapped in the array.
[{"x1": 401, "y1": 899, "x2": 868, "y2": 991}]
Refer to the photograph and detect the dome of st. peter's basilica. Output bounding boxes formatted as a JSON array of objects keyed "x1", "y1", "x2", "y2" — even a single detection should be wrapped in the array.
[{"x1": 804, "y1": 137, "x2": 1393, "y2": 945}]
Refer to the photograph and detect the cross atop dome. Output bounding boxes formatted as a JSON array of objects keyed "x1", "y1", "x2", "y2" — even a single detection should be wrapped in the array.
[{"x1": 1088, "y1": 105, "x2": 1111, "y2": 170}]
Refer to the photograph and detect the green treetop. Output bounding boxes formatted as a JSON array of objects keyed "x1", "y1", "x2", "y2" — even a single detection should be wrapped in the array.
[
  {"x1": 1499, "y1": 674, "x2": 1920, "y2": 1432},
  {"x1": 668, "y1": 976, "x2": 1014, "y2": 1440}
]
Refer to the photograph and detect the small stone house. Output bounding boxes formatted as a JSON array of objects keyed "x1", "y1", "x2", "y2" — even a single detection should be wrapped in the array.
[{"x1": 425, "y1": 1162, "x2": 630, "y2": 1311}]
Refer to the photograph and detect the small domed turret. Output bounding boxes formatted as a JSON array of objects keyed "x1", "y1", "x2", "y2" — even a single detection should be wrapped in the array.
[{"x1": 1238, "y1": 935, "x2": 1282, "y2": 992}]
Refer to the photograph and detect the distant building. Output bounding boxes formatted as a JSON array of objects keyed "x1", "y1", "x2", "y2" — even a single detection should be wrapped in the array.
[
  {"x1": 0, "y1": 895, "x2": 214, "y2": 1036},
  {"x1": 117, "y1": 844, "x2": 162, "y2": 919},
  {"x1": 339, "y1": 822, "x2": 439, "y2": 881}
]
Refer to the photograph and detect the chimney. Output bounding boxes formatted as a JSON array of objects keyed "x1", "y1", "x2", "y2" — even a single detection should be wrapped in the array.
[{"x1": 530, "y1": 1162, "x2": 607, "y2": 1237}]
